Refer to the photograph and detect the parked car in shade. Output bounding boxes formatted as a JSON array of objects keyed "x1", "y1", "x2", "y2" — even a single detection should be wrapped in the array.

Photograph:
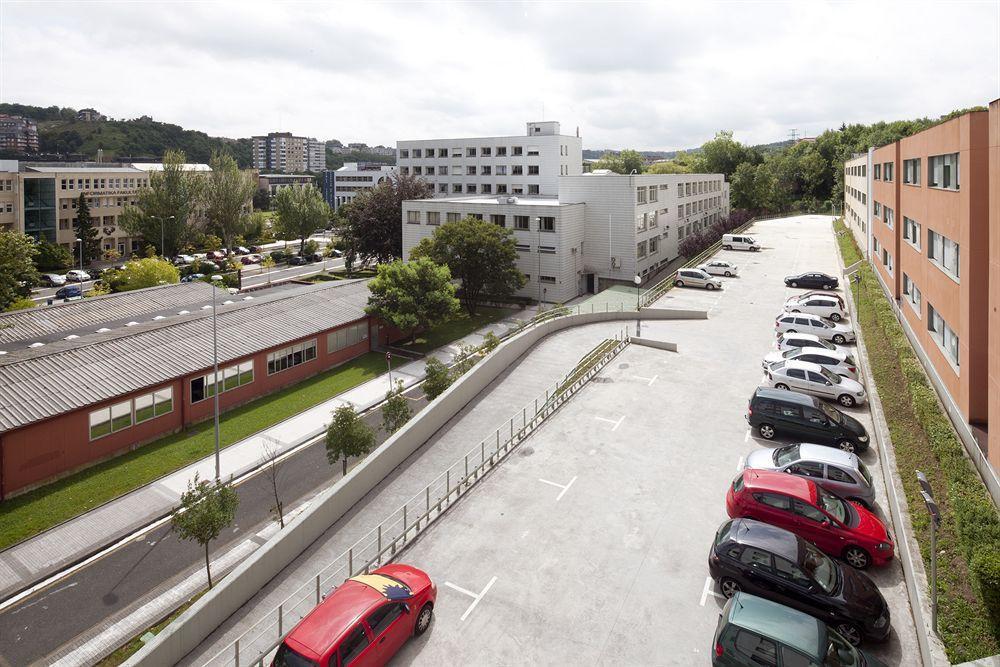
[
  {"x1": 65, "y1": 269, "x2": 91, "y2": 282},
  {"x1": 698, "y1": 260, "x2": 740, "y2": 277},
  {"x1": 764, "y1": 360, "x2": 867, "y2": 407},
  {"x1": 784, "y1": 293, "x2": 847, "y2": 322},
  {"x1": 763, "y1": 347, "x2": 859, "y2": 380},
  {"x1": 784, "y1": 272, "x2": 839, "y2": 290},
  {"x1": 288, "y1": 255, "x2": 309, "y2": 265},
  {"x1": 709, "y1": 518, "x2": 890, "y2": 645},
  {"x1": 54, "y1": 284, "x2": 83, "y2": 299},
  {"x1": 272, "y1": 564, "x2": 436, "y2": 667},
  {"x1": 726, "y1": 469, "x2": 894, "y2": 569},
  {"x1": 40, "y1": 273, "x2": 66, "y2": 286},
  {"x1": 775, "y1": 312, "x2": 855, "y2": 345},
  {"x1": 675, "y1": 268, "x2": 723, "y2": 290},
  {"x1": 747, "y1": 387, "x2": 870, "y2": 453},
  {"x1": 744, "y1": 444, "x2": 876, "y2": 509},
  {"x1": 240, "y1": 254, "x2": 262, "y2": 265},
  {"x1": 774, "y1": 332, "x2": 849, "y2": 355},
  {"x1": 711, "y1": 592, "x2": 887, "y2": 666}
]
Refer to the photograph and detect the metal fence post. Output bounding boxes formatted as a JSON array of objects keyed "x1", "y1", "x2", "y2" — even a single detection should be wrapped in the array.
[
  {"x1": 510, "y1": 417, "x2": 513, "y2": 439},
  {"x1": 446, "y1": 470, "x2": 450, "y2": 499},
  {"x1": 426, "y1": 485, "x2": 430, "y2": 513},
  {"x1": 278, "y1": 604, "x2": 283, "y2": 637},
  {"x1": 464, "y1": 454, "x2": 469, "y2": 480},
  {"x1": 481, "y1": 441, "x2": 485, "y2": 467},
  {"x1": 235, "y1": 639, "x2": 240, "y2": 667},
  {"x1": 403, "y1": 505, "x2": 408, "y2": 535},
  {"x1": 316, "y1": 575, "x2": 321, "y2": 604},
  {"x1": 349, "y1": 548, "x2": 353, "y2": 575},
  {"x1": 522, "y1": 407, "x2": 526, "y2": 429},
  {"x1": 378, "y1": 524, "x2": 382, "y2": 554},
  {"x1": 534, "y1": 397, "x2": 538, "y2": 414}
]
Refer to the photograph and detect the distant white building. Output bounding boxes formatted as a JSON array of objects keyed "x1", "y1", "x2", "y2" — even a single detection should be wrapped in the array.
[
  {"x1": 322, "y1": 162, "x2": 396, "y2": 211},
  {"x1": 396, "y1": 121, "x2": 583, "y2": 198}
]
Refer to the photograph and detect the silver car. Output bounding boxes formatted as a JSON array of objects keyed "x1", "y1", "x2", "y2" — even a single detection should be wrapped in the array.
[
  {"x1": 697, "y1": 260, "x2": 739, "y2": 277},
  {"x1": 744, "y1": 443, "x2": 875, "y2": 509},
  {"x1": 762, "y1": 347, "x2": 859, "y2": 380},
  {"x1": 675, "y1": 268, "x2": 723, "y2": 290},
  {"x1": 765, "y1": 359, "x2": 867, "y2": 407},
  {"x1": 774, "y1": 332, "x2": 849, "y2": 355},
  {"x1": 774, "y1": 312, "x2": 855, "y2": 344}
]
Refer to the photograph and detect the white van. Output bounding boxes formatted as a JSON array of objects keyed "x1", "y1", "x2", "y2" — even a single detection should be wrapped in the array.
[{"x1": 722, "y1": 234, "x2": 760, "y2": 251}]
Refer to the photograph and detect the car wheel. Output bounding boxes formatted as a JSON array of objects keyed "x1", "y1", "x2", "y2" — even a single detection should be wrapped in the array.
[
  {"x1": 775, "y1": 383, "x2": 790, "y2": 391},
  {"x1": 785, "y1": 329, "x2": 797, "y2": 334},
  {"x1": 719, "y1": 577, "x2": 741, "y2": 598},
  {"x1": 833, "y1": 334, "x2": 847, "y2": 344},
  {"x1": 837, "y1": 439, "x2": 856, "y2": 453},
  {"x1": 723, "y1": 245, "x2": 732, "y2": 250},
  {"x1": 838, "y1": 394, "x2": 856, "y2": 408},
  {"x1": 724, "y1": 271, "x2": 732, "y2": 277},
  {"x1": 843, "y1": 546, "x2": 871, "y2": 570},
  {"x1": 706, "y1": 283, "x2": 716, "y2": 291},
  {"x1": 790, "y1": 309, "x2": 800, "y2": 313},
  {"x1": 758, "y1": 423, "x2": 776, "y2": 440},
  {"x1": 823, "y1": 284, "x2": 833, "y2": 290},
  {"x1": 675, "y1": 280, "x2": 684, "y2": 287},
  {"x1": 415, "y1": 603, "x2": 433, "y2": 635},
  {"x1": 835, "y1": 622, "x2": 863, "y2": 646},
  {"x1": 830, "y1": 313, "x2": 842, "y2": 322},
  {"x1": 790, "y1": 281, "x2": 798, "y2": 287}
]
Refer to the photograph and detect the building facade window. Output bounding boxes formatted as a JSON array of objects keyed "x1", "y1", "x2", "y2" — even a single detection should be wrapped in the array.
[
  {"x1": 884, "y1": 207, "x2": 894, "y2": 229},
  {"x1": 327, "y1": 322, "x2": 369, "y2": 354},
  {"x1": 191, "y1": 361, "x2": 254, "y2": 403},
  {"x1": 426, "y1": 211, "x2": 441, "y2": 225},
  {"x1": 491, "y1": 214, "x2": 506, "y2": 227},
  {"x1": 406, "y1": 210, "x2": 420, "y2": 224},
  {"x1": 636, "y1": 188, "x2": 647, "y2": 204},
  {"x1": 539, "y1": 275, "x2": 555, "y2": 283},
  {"x1": 902, "y1": 274, "x2": 921, "y2": 315},
  {"x1": 527, "y1": 185, "x2": 539, "y2": 195},
  {"x1": 927, "y1": 303, "x2": 959, "y2": 368},
  {"x1": 514, "y1": 215, "x2": 529, "y2": 230},
  {"x1": 649, "y1": 236, "x2": 659, "y2": 254},
  {"x1": 928, "y1": 153, "x2": 959, "y2": 190},
  {"x1": 903, "y1": 217, "x2": 921, "y2": 249},
  {"x1": 927, "y1": 230, "x2": 960, "y2": 280},
  {"x1": 883, "y1": 162, "x2": 894, "y2": 181},
  {"x1": 538, "y1": 216, "x2": 555, "y2": 232},
  {"x1": 528, "y1": 165, "x2": 539, "y2": 175},
  {"x1": 89, "y1": 386, "x2": 174, "y2": 440},
  {"x1": 446, "y1": 212, "x2": 461, "y2": 222},
  {"x1": 267, "y1": 339, "x2": 317, "y2": 375},
  {"x1": 903, "y1": 158, "x2": 921, "y2": 185},
  {"x1": 636, "y1": 241, "x2": 647, "y2": 258}
]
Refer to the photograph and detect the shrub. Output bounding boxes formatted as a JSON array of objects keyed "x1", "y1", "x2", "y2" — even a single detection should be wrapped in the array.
[
  {"x1": 269, "y1": 250, "x2": 285, "y2": 263},
  {"x1": 4, "y1": 297, "x2": 36, "y2": 312},
  {"x1": 971, "y1": 550, "x2": 1000, "y2": 631},
  {"x1": 422, "y1": 357, "x2": 452, "y2": 400}
]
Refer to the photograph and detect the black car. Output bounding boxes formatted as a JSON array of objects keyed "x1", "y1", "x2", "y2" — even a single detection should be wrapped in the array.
[
  {"x1": 55, "y1": 284, "x2": 83, "y2": 299},
  {"x1": 709, "y1": 518, "x2": 890, "y2": 645},
  {"x1": 747, "y1": 387, "x2": 869, "y2": 453},
  {"x1": 785, "y1": 272, "x2": 839, "y2": 290},
  {"x1": 288, "y1": 255, "x2": 309, "y2": 265}
]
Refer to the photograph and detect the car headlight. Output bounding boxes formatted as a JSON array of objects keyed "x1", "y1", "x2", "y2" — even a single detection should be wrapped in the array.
[
  {"x1": 856, "y1": 391, "x2": 865, "y2": 397},
  {"x1": 874, "y1": 614, "x2": 888, "y2": 629},
  {"x1": 858, "y1": 435, "x2": 869, "y2": 442},
  {"x1": 876, "y1": 541, "x2": 893, "y2": 551}
]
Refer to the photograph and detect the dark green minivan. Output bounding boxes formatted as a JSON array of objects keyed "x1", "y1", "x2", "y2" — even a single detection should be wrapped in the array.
[{"x1": 712, "y1": 593, "x2": 886, "y2": 666}]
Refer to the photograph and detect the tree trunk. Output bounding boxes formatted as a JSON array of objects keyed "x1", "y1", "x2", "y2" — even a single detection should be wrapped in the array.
[
  {"x1": 205, "y1": 542, "x2": 213, "y2": 589},
  {"x1": 300, "y1": 235, "x2": 306, "y2": 257},
  {"x1": 342, "y1": 456, "x2": 347, "y2": 477}
]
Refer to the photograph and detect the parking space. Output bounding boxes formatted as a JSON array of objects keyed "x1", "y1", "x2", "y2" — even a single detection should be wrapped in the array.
[{"x1": 393, "y1": 215, "x2": 920, "y2": 665}]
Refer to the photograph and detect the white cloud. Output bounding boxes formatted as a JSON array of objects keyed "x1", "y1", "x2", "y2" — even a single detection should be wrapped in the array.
[{"x1": 1, "y1": 0, "x2": 997, "y2": 151}]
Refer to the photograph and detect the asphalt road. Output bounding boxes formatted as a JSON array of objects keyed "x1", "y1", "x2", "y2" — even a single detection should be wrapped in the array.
[{"x1": 0, "y1": 390, "x2": 426, "y2": 666}]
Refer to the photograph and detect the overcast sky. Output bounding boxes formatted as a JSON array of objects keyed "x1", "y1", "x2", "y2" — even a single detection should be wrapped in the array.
[{"x1": 2, "y1": 1, "x2": 998, "y2": 151}]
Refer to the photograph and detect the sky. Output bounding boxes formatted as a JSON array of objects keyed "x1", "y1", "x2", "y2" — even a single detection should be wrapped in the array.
[{"x1": 1, "y1": 0, "x2": 998, "y2": 151}]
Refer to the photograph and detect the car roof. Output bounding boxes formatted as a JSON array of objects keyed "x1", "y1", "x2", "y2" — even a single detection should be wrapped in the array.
[
  {"x1": 742, "y1": 469, "x2": 816, "y2": 502},
  {"x1": 726, "y1": 518, "x2": 803, "y2": 562},
  {"x1": 783, "y1": 359, "x2": 825, "y2": 372},
  {"x1": 795, "y1": 443, "x2": 860, "y2": 467},
  {"x1": 781, "y1": 332, "x2": 821, "y2": 342},
  {"x1": 791, "y1": 347, "x2": 845, "y2": 361},
  {"x1": 753, "y1": 386, "x2": 819, "y2": 406},
  {"x1": 726, "y1": 593, "x2": 824, "y2": 658}
]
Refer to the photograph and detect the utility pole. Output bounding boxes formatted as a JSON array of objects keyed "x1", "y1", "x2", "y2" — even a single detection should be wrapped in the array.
[{"x1": 212, "y1": 281, "x2": 221, "y2": 481}]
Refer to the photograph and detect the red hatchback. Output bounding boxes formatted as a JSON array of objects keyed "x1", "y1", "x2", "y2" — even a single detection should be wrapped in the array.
[
  {"x1": 726, "y1": 469, "x2": 894, "y2": 569},
  {"x1": 272, "y1": 564, "x2": 436, "y2": 667}
]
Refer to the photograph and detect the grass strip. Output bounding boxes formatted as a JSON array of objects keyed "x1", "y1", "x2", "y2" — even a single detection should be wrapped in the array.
[
  {"x1": 96, "y1": 591, "x2": 206, "y2": 666},
  {"x1": 393, "y1": 306, "x2": 516, "y2": 354}
]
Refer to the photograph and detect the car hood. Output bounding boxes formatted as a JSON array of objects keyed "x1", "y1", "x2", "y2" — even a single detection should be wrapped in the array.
[
  {"x1": 763, "y1": 351, "x2": 783, "y2": 365},
  {"x1": 744, "y1": 449, "x2": 777, "y2": 471},
  {"x1": 839, "y1": 412, "x2": 867, "y2": 437},
  {"x1": 837, "y1": 377, "x2": 865, "y2": 393},
  {"x1": 851, "y1": 502, "x2": 890, "y2": 543},
  {"x1": 837, "y1": 564, "x2": 887, "y2": 613}
]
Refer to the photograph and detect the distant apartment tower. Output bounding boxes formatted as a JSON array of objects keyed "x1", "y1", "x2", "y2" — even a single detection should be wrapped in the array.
[
  {"x1": 252, "y1": 132, "x2": 326, "y2": 173},
  {"x1": 0, "y1": 115, "x2": 39, "y2": 153},
  {"x1": 76, "y1": 108, "x2": 106, "y2": 122},
  {"x1": 322, "y1": 162, "x2": 396, "y2": 211},
  {"x1": 396, "y1": 121, "x2": 583, "y2": 198}
]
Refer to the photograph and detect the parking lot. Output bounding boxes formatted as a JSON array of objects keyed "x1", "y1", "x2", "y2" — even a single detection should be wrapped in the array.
[{"x1": 392, "y1": 215, "x2": 920, "y2": 665}]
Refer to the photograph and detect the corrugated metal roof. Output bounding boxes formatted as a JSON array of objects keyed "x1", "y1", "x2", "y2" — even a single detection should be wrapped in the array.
[
  {"x1": 0, "y1": 282, "x2": 217, "y2": 346},
  {"x1": 0, "y1": 280, "x2": 371, "y2": 434}
]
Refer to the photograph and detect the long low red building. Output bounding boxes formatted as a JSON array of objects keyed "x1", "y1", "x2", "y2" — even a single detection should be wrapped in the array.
[{"x1": 0, "y1": 279, "x2": 393, "y2": 498}]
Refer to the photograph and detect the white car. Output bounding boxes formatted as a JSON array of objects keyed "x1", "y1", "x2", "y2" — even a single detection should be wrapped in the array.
[
  {"x1": 775, "y1": 312, "x2": 855, "y2": 344},
  {"x1": 762, "y1": 346, "x2": 859, "y2": 380},
  {"x1": 784, "y1": 293, "x2": 847, "y2": 322},
  {"x1": 765, "y1": 359, "x2": 867, "y2": 407},
  {"x1": 774, "y1": 332, "x2": 849, "y2": 355},
  {"x1": 674, "y1": 268, "x2": 723, "y2": 290},
  {"x1": 66, "y1": 269, "x2": 91, "y2": 282},
  {"x1": 697, "y1": 260, "x2": 739, "y2": 277},
  {"x1": 173, "y1": 254, "x2": 196, "y2": 265}
]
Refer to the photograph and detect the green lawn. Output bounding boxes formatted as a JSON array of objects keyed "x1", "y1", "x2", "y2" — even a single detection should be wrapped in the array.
[
  {"x1": 396, "y1": 307, "x2": 517, "y2": 354},
  {"x1": 0, "y1": 352, "x2": 386, "y2": 552}
]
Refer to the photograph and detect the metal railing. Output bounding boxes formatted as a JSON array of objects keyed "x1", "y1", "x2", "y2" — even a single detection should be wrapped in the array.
[{"x1": 203, "y1": 332, "x2": 631, "y2": 666}]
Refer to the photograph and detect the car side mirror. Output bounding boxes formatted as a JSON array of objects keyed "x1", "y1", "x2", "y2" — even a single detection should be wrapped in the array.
[{"x1": 402, "y1": 603, "x2": 411, "y2": 614}]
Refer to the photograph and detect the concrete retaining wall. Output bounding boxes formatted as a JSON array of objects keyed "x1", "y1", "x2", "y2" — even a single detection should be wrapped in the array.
[
  {"x1": 126, "y1": 307, "x2": 706, "y2": 667},
  {"x1": 630, "y1": 336, "x2": 678, "y2": 352}
]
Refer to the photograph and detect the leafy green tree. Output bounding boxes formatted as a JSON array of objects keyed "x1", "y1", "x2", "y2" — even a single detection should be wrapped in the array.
[
  {"x1": 0, "y1": 230, "x2": 39, "y2": 309},
  {"x1": 245, "y1": 211, "x2": 269, "y2": 242},
  {"x1": 450, "y1": 343, "x2": 480, "y2": 376},
  {"x1": 365, "y1": 258, "x2": 460, "y2": 342},
  {"x1": 646, "y1": 160, "x2": 692, "y2": 174},
  {"x1": 337, "y1": 173, "x2": 433, "y2": 264},
  {"x1": 273, "y1": 186, "x2": 330, "y2": 257},
  {"x1": 422, "y1": 357, "x2": 453, "y2": 401},
  {"x1": 691, "y1": 131, "x2": 762, "y2": 179},
  {"x1": 325, "y1": 404, "x2": 376, "y2": 476},
  {"x1": 410, "y1": 216, "x2": 526, "y2": 316},
  {"x1": 204, "y1": 151, "x2": 256, "y2": 251},
  {"x1": 73, "y1": 193, "x2": 100, "y2": 266},
  {"x1": 34, "y1": 239, "x2": 73, "y2": 271},
  {"x1": 171, "y1": 474, "x2": 239, "y2": 589},
  {"x1": 103, "y1": 257, "x2": 180, "y2": 292},
  {"x1": 381, "y1": 380, "x2": 412, "y2": 435},
  {"x1": 261, "y1": 254, "x2": 276, "y2": 283},
  {"x1": 252, "y1": 188, "x2": 271, "y2": 211},
  {"x1": 592, "y1": 149, "x2": 646, "y2": 174},
  {"x1": 119, "y1": 149, "x2": 204, "y2": 256}
]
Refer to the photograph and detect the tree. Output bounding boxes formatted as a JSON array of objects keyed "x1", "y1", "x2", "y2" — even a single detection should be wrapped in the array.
[
  {"x1": 252, "y1": 188, "x2": 271, "y2": 211},
  {"x1": 171, "y1": 474, "x2": 239, "y2": 589},
  {"x1": 0, "y1": 230, "x2": 39, "y2": 310},
  {"x1": 365, "y1": 258, "x2": 460, "y2": 342},
  {"x1": 103, "y1": 257, "x2": 180, "y2": 292},
  {"x1": 592, "y1": 149, "x2": 645, "y2": 174},
  {"x1": 261, "y1": 254, "x2": 276, "y2": 284},
  {"x1": 381, "y1": 380, "x2": 412, "y2": 435},
  {"x1": 410, "y1": 216, "x2": 526, "y2": 316},
  {"x1": 34, "y1": 239, "x2": 73, "y2": 271},
  {"x1": 273, "y1": 186, "x2": 330, "y2": 257},
  {"x1": 325, "y1": 404, "x2": 376, "y2": 476},
  {"x1": 73, "y1": 193, "x2": 100, "y2": 265},
  {"x1": 691, "y1": 131, "x2": 762, "y2": 179},
  {"x1": 204, "y1": 151, "x2": 257, "y2": 251},
  {"x1": 245, "y1": 210, "x2": 269, "y2": 242},
  {"x1": 119, "y1": 149, "x2": 204, "y2": 256},
  {"x1": 422, "y1": 357, "x2": 453, "y2": 401},
  {"x1": 337, "y1": 173, "x2": 433, "y2": 264},
  {"x1": 259, "y1": 439, "x2": 285, "y2": 529}
]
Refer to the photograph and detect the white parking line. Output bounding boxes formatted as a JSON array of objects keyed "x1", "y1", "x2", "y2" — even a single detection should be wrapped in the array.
[
  {"x1": 595, "y1": 415, "x2": 625, "y2": 431},
  {"x1": 699, "y1": 575, "x2": 724, "y2": 607},
  {"x1": 736, "y1": 455, "x2": 745, "y2": 472},
  {"x1": 744, "y1": 428, "x2": 750, "y2": 443},
  {"x1": 444, "y1": 576, "x2": 498, "y2": 621},
  {"x1": 633, "y1": 374, "x2": 658, "y2": 386},
  {"x1": 538, "y1": 476, "x2": 577, "y2": 501}
]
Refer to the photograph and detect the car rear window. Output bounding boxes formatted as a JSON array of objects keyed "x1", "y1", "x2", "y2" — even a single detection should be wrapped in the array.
[
  {"x1": 273, "y1": 644, "x2": 318, "y2": 667},
  {"x1": 715, "y1": 520, "x2": 734, "y2": 546},
  {"x1": 732, "y1": 474, "x2": 745, "y2": 493}
]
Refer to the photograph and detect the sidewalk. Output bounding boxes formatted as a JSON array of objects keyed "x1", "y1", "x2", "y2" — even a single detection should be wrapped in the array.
[{"x1": 0, "y1": 307, "x2": 532, "y2": 604}]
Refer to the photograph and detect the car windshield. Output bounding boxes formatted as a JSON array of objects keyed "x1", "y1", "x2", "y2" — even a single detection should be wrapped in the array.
[
  {"x1": 273, "y1": 644, "x2": 318, "y2": 667},
  {"x1": 819, "y1": 402, "x2": 843, "y2": 423},
  {"x1": 774, "y1": 444, "x2": 800, "y2": 466},
  {"x1": 857, "y1": 460, "x2": 873, "y2": 486},
  {"x1": 801, "y1": 543, "x2": 838, "y2": 594},
  {"x1": 771, "y1": 361, "x2": 786, "y2": 370},
  {"x1": 844, "y1": 354, "x2": 855, "y2": 364},
  {"x1": 782, "y1": 349, "x2": 799, "y2": 359},
  {"x1": 816, "y1": 486, "x2": 848, "y2": 524},
  {"x1": 820, "y1": 367, "x2": 841, "y2": 384},
  {"x1": 824, "y1": 627, "x2": 864, "y2": 666},
  {"x1": 818, "y1": 339, "x2": 836, "y2": 350}
]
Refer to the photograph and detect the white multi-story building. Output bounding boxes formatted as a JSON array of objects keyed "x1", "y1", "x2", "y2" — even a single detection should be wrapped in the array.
[
  {"x1": 396, "y1": 121, "x2": 583, "y2": 198},
  {"x1": 322, "y1": 162, "x2": 397, "y2": 211},
  {"x1": 252, "y1": 133, "x2": 327, "y2": 173},
  {"x1": 843, "y1": 150, "x2": 872, "y2": 258},
  {"x1": 401, "y1": 171, "x2": 729, "y2": 303}
]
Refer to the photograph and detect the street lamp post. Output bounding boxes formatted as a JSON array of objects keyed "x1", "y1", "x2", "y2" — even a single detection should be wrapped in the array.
[
  {"x1": 151, "y1": 215, "x2": 175, "y2": 258},
  {"x1": 634, "y1": 275, "x2": 642, "y2": 337},
  {"x1": 211, "y1": 280, "x2": 222, "y2": 481},
  {"x1": 535, "y1": 216, "x2": 542, "y2": 310}
]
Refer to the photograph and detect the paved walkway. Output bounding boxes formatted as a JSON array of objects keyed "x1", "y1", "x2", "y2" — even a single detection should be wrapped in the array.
[{"x1": 0, "y1": 307, "x2": 534, "y2": 603}]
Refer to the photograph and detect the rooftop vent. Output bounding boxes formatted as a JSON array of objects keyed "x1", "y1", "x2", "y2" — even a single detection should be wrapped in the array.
[
  {"x1": 201, "y1": 305, "x2": 213, "y2": 310},
  {"x1": 222, "y1": 300, "x2": 234, "y2": 306},
  {"x1": 152, "y1": 315, "x2": 165, "y2": 320},
  {"x1": 96, "y1": 327, "x2": 111, "y2": 333},
  {"x1": 28, "y1": 342, "x2": 45, "y2": 348},
  {"x1": 178, "y1": 310, "x2": 191, "y2": 315},
  {"x1": 126, "y1": 321, "x2": 139, "y2": 327},
  {"x1": 64, "y1": 334, "x2": 79, "y2": 340}
]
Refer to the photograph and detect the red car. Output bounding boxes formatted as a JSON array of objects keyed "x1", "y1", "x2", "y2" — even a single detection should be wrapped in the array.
[
  {"x1": 272, "y1": 564, "x2": 436, "y2": 667},
  {"x1": 725, "y1": 469, "x2": 894, "y2": 569}
]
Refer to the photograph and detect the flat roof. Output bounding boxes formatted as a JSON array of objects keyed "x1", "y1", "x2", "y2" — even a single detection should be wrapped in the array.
[
  {"x1": 23, "y1": 166, "x2": 145, "y2": 174},
  {"x1": 405, "y1": 196, "x2": 566, "y2": 207},
  {"x1": 0, "y1": 280, "x2": 371, "y2": 434},
  {"x1": 130, "y1": 163, "x2": 211, "y2": 172}
]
